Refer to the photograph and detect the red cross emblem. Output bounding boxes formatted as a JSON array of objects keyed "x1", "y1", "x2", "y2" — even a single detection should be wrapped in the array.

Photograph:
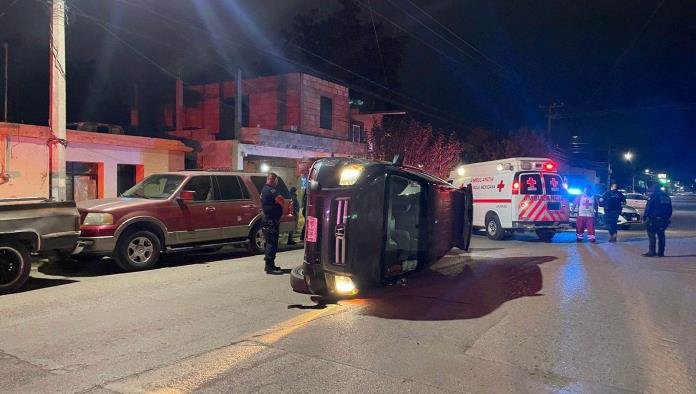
[
  {"x1": 582, "y1": 199, "x2": 593, "y2": 209},
  {"x1": 496, "y1": 180, "x2": 505, "y2": 192},
  {"x1": 549, "y1": 178, "x2": 559, "y2": 188},
  {"x1": 526, "y1": 177, "x2": 537, "y2": 188}
]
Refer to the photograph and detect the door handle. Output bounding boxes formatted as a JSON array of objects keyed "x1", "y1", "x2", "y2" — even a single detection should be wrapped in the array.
[{"x1": 205, "y1": 206, "x2": 216, "y2": 213}]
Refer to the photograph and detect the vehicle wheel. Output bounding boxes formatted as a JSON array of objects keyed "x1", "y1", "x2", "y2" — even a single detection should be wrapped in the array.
[
  {"x1": 485, "y1": 214, "x2": 505, "y2": 240},
  {"x1": 0, "y1": 241, "x2": 32, "y2": 295},
  {"x1": 290, "y1": 265, "x2": 311, "y2": 294},
  {"x1": 536, "y1": 229, "x2": 556, "y2": 243},
  {"x1": 113, "y1": 230, "x2": 161, "y2": 271},
  {"x1": 247, "y1": 221, "x2": 265, "y2": 255}
]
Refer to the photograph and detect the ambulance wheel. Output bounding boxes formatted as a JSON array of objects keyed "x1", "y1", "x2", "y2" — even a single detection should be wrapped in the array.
[
  {"x1": 536, "y1": 229, "x2": 556, "y2": 243},
  {"x1": 485, "y1": 214, "x2": 505, "y2": 241}
]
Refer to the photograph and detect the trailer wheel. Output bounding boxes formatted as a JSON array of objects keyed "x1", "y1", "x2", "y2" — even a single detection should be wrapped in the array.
[
  {"x1": 536, "y1": 229, "x2": 556, "y2": 243},
  {"x1": 0, "y1": 240, "x2": 32, "y2": 295},
  {"x1": 485, "y1": 214, "x2": 505, "y2": 240}
]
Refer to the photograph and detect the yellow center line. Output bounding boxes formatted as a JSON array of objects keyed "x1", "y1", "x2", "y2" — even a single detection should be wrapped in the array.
[{"x1": 145, "y1": 304, "x2": 345, "y2": 393}]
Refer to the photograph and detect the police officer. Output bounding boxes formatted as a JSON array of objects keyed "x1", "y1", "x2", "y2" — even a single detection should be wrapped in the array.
[
  {"x1": 601, "y1": 183, "x2": 626, "y2": 242},
  {"x1": 260, "y1": 173, "x2": 284, "y2": 274},
  {"x1": 286, "y1": 187, "x2": 300, "y2": 245},
  {"x1": 642, "y1": 181, "x2": 672, "y2": 257}
]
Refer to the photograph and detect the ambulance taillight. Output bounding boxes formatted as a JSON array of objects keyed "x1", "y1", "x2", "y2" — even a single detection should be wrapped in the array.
[{"x1": 512, "y1": 181, "x2": 520, "y2": 195}]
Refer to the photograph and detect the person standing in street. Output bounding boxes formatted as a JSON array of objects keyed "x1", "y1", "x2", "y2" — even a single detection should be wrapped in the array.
[
  {"x1": 643, "y1": 181, "x2": 672, "y2": 257},
  {"x1": 575, "y1": 185, "x2": 598, "y2": 243},
  {"x1": 286, "y1": 187, "x2": 300, "y2": 245},
  {"x1": 601, "y1": 183, "x2": 626, "y2": 242},
  {"x1": 260, "y1": 173, "x2": 284, "y2": 274}
]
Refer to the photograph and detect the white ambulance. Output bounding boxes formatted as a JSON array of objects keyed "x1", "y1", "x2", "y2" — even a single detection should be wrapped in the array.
[{"x1": 449, "y1": 157, "x2": 570, "y2": 242}]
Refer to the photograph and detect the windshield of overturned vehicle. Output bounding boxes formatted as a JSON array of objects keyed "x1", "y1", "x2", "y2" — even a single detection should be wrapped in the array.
[{"x1": 121, "y1": 174, "x2": 186, "y2": 199}]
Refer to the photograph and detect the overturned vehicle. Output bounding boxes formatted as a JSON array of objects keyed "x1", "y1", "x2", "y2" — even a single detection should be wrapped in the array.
[{"x1": 291, "y1": 157, "x2": 474, "y2": 297}]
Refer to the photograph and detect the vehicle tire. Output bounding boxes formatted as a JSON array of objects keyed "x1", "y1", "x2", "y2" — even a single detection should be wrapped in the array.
[
  {"x1": 247, "y1": 221, "x2": 265, "y2": 255},
  {"x1": 0, "y1": 240, "x2": 32, "y2": 295},
  {"x1": 485, "y1": 214, "x2": 505, "y2": 241},
  {"x1": 290, "y1": 265, "x2": 311, "y2": 294},
  {"x1": 113, "y1": 230, "x2": 161, "y2": 271},
  {"x1": 536, "y1": 229, "x2": 556, "y2": 243}
]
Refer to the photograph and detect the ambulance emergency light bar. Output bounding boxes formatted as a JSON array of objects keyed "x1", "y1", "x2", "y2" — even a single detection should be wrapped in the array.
[{"x1": 498, "y1": 160, "x2": 557, "y2": 172}]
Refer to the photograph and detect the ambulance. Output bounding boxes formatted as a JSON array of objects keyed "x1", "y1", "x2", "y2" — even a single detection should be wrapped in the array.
[{"x1": 449, "y1": 157, "x2": 570, "y2": 242}]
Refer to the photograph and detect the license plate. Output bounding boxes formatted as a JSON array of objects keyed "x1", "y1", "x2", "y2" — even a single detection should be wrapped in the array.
[
  {"x1": 547, "y1": 202, "x2": 561, "y2": 211},
  {"x1": 305, "y1": 216, "x2": 318, "y2": 243}
]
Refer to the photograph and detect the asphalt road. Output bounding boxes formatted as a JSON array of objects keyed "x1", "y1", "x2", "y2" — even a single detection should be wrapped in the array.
[{"x1": 1, "y1": 195, "x2": 695, "y2": 393}]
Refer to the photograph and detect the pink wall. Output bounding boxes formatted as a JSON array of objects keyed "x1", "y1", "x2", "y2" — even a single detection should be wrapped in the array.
[{"x1": 0, "y1": 123, "x2": 189, "y2": 199}]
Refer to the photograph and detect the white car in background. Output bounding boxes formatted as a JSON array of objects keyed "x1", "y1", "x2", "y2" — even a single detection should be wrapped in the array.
[{"x1": 625, "y1": 193, "x2": 648, "y2": 214}]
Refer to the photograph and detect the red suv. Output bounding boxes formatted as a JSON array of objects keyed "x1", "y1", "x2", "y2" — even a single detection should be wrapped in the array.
[{"x1": 76, "y1": 171, "x2": 297, "y2": 271}]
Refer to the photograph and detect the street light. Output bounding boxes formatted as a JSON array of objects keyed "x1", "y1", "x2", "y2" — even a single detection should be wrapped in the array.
[
  {"x1": 623, "y1": 151, "x2": 635, "y2": 192},
  {"x1": 644, "y1": 169, "x2": 650, "y2": 174}
]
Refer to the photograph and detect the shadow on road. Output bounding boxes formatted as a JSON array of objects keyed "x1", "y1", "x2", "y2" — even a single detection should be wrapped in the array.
[
  {"x1": 347, "y1": 255, "x2": 555, "y2": 321},
  {"x1": 37, "y1": 244, "x2": 305, "y2": 278},
  {"x1": 12, "y1": 277, "x2": 78, "y2": 294}
]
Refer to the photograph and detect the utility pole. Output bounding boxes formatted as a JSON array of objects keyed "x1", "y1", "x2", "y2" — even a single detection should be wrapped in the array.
[
  {"x1": 3, "y1": 42, "x2": 7, "y2": 122},
  {"x1": 234, "y1": 68, "x2": 242, "y2": 139},
  {"x1": 539, "y1": 101, "x2": 564, "y2": 143},
  {"x1": 48, "y1": 0, "x2": 67, "y2": 201}
]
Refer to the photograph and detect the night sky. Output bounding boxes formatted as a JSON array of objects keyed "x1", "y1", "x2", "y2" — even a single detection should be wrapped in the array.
[{"x1": 0, "y1": 0, "x2": 694, "y2": 183}]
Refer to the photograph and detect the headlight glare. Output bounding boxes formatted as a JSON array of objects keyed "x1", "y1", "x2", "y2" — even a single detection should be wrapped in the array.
[
  {"x1": 339, "y1": 164, "x2": 364, "y2": 186},
  {"x1": 334, "y1": 275, "x2": 358, "y2": 295}
]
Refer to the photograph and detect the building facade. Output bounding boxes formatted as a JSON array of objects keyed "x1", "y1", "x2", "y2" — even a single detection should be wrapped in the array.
[
  {"x1": 0, "y1": 122, "x2": 190, "y2": 201},
  {"x1": 163, "y1": 73, "x2": 368, "y2": 190}
]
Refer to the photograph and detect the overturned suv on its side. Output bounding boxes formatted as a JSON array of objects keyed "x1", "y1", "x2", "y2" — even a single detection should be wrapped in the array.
[{"x1": 75, "y1": 171, "x2": 296, "y2": 271}]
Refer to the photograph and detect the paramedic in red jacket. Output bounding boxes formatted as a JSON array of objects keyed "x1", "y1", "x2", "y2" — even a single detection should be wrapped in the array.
[{"x1": 574, "y1": 186, "x2": 598, "y2": 243}]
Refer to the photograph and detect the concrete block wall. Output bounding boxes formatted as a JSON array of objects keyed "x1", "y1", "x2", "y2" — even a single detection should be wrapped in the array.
[
  {"x1": 179, "y1": 73, "x2": 350, "y2": 141},
  {"x1": 301, "y1": 74, "x2": 350, "y2": 139}
]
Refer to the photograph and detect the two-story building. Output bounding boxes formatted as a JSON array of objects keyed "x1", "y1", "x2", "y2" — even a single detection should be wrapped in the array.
[{"x1": 163, "y1": 73, "x2": 369, "y2": 190}]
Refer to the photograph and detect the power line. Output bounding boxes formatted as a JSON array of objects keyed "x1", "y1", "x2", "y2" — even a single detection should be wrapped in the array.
[
  {"x1": 106, "y1": 0, "x2": 471, "y2": 128},
  {"x1": 558, "y1": 102, "x2": 696, "y2": 119},
  {"x1": 353, "y1": 0, "x2": 545, "y2": 102},
  {"x1": 401, "y1": 0, "x2": 507, "y2": 73},
  {"x1": 367, "y1": 0, "x2": 389, "y2": 85},
  {"x1": 385, "y1": 0, "x2": 506, "y2": 76},
  {"x1": 0, "y1": 0, "x2": 20, "y2": 19},
  {"x1": 70, "y1": 4, "x2": 179, "y2": 79},
  {"x1": 584, "y1": 0, "x2": 666, "y2": 105}
]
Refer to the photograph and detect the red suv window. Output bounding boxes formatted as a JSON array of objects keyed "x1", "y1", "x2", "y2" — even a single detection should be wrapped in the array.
[
  {"x1": 183, "y1": 176, "x2": 214, "y2": 201},
  {"x1": 214, "y1": 176, "x2": 249, "y2": 200}
]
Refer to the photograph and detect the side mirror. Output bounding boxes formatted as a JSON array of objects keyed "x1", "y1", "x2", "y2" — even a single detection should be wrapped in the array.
[{"x1": 179, "y1": 190, "x2": 195, "y2": 204}]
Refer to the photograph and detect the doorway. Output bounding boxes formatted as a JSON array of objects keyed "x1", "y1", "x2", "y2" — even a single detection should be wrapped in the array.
[{"x1": 117, "y1": 164, "x2": 137, "y2": 196}]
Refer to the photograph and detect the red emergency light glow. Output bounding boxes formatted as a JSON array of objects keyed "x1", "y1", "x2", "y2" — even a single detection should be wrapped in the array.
[
  {"x1": 544, "y1": 162, "x2": 555, "y2": 171},
  {"x1": 512, "y1": 181, "x2": 520, "y2": 195}
]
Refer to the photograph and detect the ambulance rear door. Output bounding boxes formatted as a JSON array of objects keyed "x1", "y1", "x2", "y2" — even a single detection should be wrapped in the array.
[{"x1": 515, "y1": 172, "x2": 545, "y2": 222}]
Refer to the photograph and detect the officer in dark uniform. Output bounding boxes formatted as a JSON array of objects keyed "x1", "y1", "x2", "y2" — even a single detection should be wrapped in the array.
[
  {"x1": 601, "y1": 183, "x2": 626, "y2": 242},
  {"x1": 260, "y1": 173, "x2": 284, "y2": 274},
  {"x1": 642, "y1": 181, "x2": 672, "y2": 257}
]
